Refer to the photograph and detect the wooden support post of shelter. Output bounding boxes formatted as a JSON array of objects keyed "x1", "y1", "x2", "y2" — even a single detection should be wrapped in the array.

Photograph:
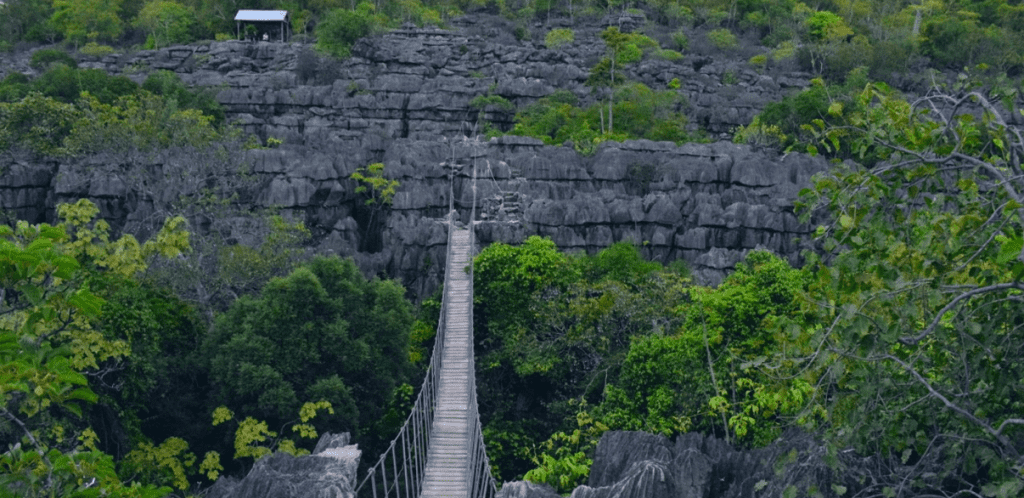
[{"x1": 235, "y1": 10, "x2": 290, "y2": 42}]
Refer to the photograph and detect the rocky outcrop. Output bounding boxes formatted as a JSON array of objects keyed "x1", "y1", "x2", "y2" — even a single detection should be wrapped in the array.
[
  {"x1": 1, "y1": 15, "x2": 812, "y2": 143},
  {"x1": 497, "y1": 430, "x2": 846, "y2": 498},
  {"x1": 0, "y1": 15, "x2": 827, "y2": 292},
  {"x1": 0, "y1": 136, "x2": 825, "y2": 293},
  {"x1": 204, "y1": 432, "x2": 361, "y2": 498}
]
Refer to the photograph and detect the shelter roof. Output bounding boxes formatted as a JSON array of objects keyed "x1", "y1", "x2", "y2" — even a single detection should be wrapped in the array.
[{"x1": 234, "y1": 10, "x2": 288, "y2": 22}]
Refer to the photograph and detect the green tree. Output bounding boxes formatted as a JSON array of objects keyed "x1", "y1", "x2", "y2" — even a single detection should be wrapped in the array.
[
  {"x1": 350, "y1": 162, "x2": 399, "y2": 252},
  {"x1": 0, "y1": 0, "x2": 56, "y2": 44},
  {"x1": 473, "y1": 238, "x2": 691, "y2": 479},
  {"x1": 1, "y1": 201, "x2": 186, "y2": 497},
  {"x1": 587, "y1": 27, "x2": 656, "y2": 135},
  {"x1": 50, "y1": 0, "x2": 124, "y2": 48},
  {"x1": 315, "y1": 2, "x2": 378, "y2": 58},
  {"x1": 597, "y1": 251, "x2": 809, "y2": 446},
  {"x1": 135, "y1": 0, "x2": 195, "y2": 49},
  {"x1": 204, "y1": 256, "x2": 413, "y2": 457},
  {"x1": 789, "y1": 81, "x2": 1024, "y2": 496}
]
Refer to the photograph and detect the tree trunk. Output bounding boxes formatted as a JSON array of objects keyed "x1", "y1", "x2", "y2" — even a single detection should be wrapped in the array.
[{"x1": 609, "y1": 56, "x2": 615, "y2": 134}]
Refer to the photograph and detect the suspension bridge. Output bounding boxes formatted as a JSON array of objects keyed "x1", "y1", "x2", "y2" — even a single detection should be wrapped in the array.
[{"x1": 354, "y1": 151, "x2": 497, "y2": 498}]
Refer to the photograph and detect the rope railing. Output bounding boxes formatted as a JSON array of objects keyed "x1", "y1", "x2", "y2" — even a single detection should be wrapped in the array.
[
  {"x1": 466, "y1": 154, "x2": 498, "y2": 498},
  {"x1": 354, "y1": 136, "x2": 497, "y2": 498}
]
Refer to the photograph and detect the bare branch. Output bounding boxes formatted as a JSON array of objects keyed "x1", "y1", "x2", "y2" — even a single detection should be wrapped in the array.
[
  {"x1": 996, "y1": 418, "x2": 1024, "y2": 436},
  {"x1": 882, "y1": 353, "x2": 1018, "y2": 458},
  {"x1": 899, "y1": 282, "x2": 1024, "y2": 345}
]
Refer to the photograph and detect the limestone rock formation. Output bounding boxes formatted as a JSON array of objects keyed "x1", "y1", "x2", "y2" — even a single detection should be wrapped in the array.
[
  {"x1": 497, "y1": 430, "x2": 845, "y2": 498},
  {"x1": 0, "y1": 136, "x2": 826, "y2": 294},
  {"x1": 204, "y1": 432, "x2": 361, "y2": 498},
  {"x1": 0, "y1": 16, "x2": 827, "y2": 293}
]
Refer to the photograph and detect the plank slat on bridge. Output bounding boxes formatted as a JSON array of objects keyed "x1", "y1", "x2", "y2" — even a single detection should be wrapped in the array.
[{"x1": 421, "y1": 228, "x2": 474, "y2": 498}]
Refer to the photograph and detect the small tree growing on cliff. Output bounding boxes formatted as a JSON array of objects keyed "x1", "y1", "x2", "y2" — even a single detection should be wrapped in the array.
[
  {"x1": 351, "y1": 162, "x2": 399, "y2": 252},
  {"x1": 587, "y1": 27, "x2": 657, "y2": 135},
  {"x1": 135, "y1": 0, "x2": 195, "y2": 50}
]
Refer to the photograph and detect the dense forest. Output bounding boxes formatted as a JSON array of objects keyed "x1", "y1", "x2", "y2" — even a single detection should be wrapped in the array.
[{"x1": 2, "y1": 0, "x2": 1024, "y2": 497}]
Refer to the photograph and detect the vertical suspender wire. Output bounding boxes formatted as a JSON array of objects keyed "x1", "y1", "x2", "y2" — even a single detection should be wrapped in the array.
[
  {"x1": 411, "y1": 405, "x2": 421, "y2": 494},
  {"x1": 390, "y1": 442, "x2": 400, "y2": 498},
  {"x1": 401, "y1": 428, "x2": 410, "y2": 497}
]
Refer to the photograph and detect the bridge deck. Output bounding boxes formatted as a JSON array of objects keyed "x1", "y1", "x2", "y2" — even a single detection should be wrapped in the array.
[{"x1": 421, "y1": 228, "x2": 473, "y2": 497}]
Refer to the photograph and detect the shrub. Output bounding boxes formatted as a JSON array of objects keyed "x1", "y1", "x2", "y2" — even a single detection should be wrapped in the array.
[
  {"x1": 668, "y1": 78, "x2": 681, "y2": 90},
  {"x1": 30, "y1": 49, "x2": 77, "y2": 70},
  {"x1": 733, "y1": 115, "x2": 786, "y2": 150},
  {"x1": 142, "y1": 70, "x2": 225, "y2": 125},
  {"x1": 470, "y1": 94, "x2": 515, "y2": 112},
  {"x1": 215, "y1": 33, "x2": 233, "y2": 41},
  {"x1": 707, "y1": 28, "x2": 738, "y2": 50},
  {"x1": 33, "y1": 66, "x2": 139, "y2": 104},
  {"x1": 749, "y1": 54, "x2": 768, "y2": 69},
  {"x1": 0, "y1": 73, "x2": 31, "y2": 102},
  {"x1": 135, "y1": 0, "x2": 195, "y2": 49},
  {"x1": 772, "y1": 40, "x2": 796, "y2": 61},
  {"x1": 804, "y1": 11, "x2": 849, "y2": 41},
  {"x1": 316, "y1": 3, "x2": 377, "y2": 58},
  {"x1": 544, "y1": 28, "x2": 574, "y2": 49},
  {"x1": 655, "y1": 49, "x2": 683, "y2": 61},
  {"x1": 79, "y1": 42, "x2": 116, "y2": 57},
  {"x1": 513, "y1": 24, "x2": 529, "y2": 41},
  {"x1": 671, "y1": 30, "x2": 689, "y2": 51}
]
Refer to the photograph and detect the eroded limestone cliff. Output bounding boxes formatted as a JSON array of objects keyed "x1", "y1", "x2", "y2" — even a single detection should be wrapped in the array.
[{"x1": 0, "y1": 15, "x2": 826, "y2": 292}]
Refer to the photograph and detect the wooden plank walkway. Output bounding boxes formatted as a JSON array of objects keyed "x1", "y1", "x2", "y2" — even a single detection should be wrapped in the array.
[{"x1": 421, "y1": 228, "x2": 473, "y2": 497}]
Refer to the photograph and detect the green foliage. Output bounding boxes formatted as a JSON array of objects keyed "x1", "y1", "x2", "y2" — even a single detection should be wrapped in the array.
[
  {"x1": 523, "y1": 401, "x2": 607, "y2": 493},
  {"x1": 135, "y1": 0, "x2": 195, "y2": 50},
  {"x1": 475, "y1": 238, "x2": 691, "y2": 479},
  {"x1": 510, "y1": 84, "x2": 693, "y2": 150},
  {"x1": 64, "y1": 91, "x2": 221, "y2": 156},
  {"x1": 706, "y1": 28, "x2": 738, "y2": 50},
  {"x1": 671, "y1": 30, "x2": 688, "y2": 51},
  {"x1": 29, "y1": 48, "x2": 77, "y2": 70},
  {"x1": 544, "y1": 28, "x2": 574, "y2": 48},
  {"x1": 351, "y1": 162, "x2": 399, "y2": 206},
  {"x1": 30, "y1": 65, "x2": 139, "y2": 104},
  {"x1": 205, "y1": 256, "x2": 413, "y2": 445},
  {"x1": 470, "y1": 94, "x2": 515, "y2": 113},
  {"x1": 598, "y1": 251, "x2": 808, "y2": 445},
  {"x1": 654, "y1": 49, "x2": 683, "y2": 61},
  {"x1": 733, "y1": 115, "x2": 787, "y2": 150},
  {"x1": 350, "y1": 162, "x2": 400, "y2": 251},
  {"x1": 122, "y1": 437, "x2": 197, "y2": 491},
  {"x1": 316, "y1": 2, "x2": 378, "y2": 58},
  {"x1": 142, "y1": 69, "x2": 225, "y2": 125},
  {"x1": 50, "y1": 0, "x2": 123, "y2": 48},
  {"x1": 0, "y1": 207, "x2": 183, "y2": 497},
  {"x1": 752, "y1": 67, "x2": 871, "y2": 158},
  {"x1": 79, "y1": 42, "x2": 116, "y2": 57},
  {"x1": 0, "y1": 0, "x2": 56, "y2": 44},
  {"x1": 920, "y1": 11, "x2": 1023, "y2": 72},
  {"x1": 208, "y1": 402, "x2": 333, "y2": 464},
  {"x1": 0, "y1": 92, "x2": 80, "y2": 156},
  {"x1": 805, "y1": 11, "x2": 850, "y2": 42},
  {"x1": 786, "y1": 81, "x2": 1024, "y2": 495},
  {"x1": 587, "y1": 27, "x2": 659, "y2": 136}
]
